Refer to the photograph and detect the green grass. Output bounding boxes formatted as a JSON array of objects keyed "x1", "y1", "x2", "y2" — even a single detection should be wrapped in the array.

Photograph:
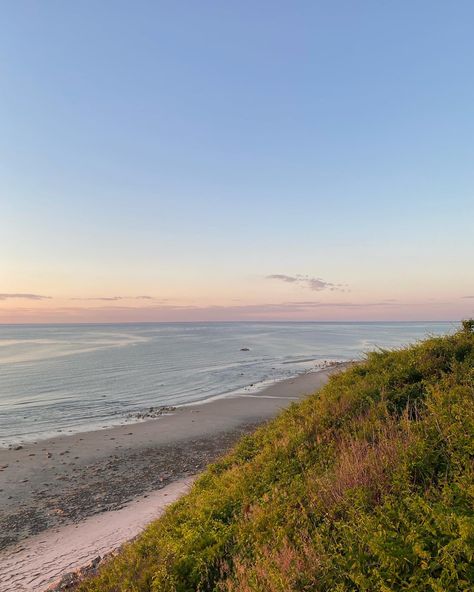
[{"x1": 79, "y1": 322, "x2": 474, "y2": 592}]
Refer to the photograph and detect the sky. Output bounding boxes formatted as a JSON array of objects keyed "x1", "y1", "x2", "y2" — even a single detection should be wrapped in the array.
[{"x1": 1, "y1": 1, "x2": 473, "y2": 323}]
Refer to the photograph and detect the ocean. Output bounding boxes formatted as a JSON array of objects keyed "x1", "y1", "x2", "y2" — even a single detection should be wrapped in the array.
[{"x1": 0, "y1": 321, "x2": 455, "y2": 446}]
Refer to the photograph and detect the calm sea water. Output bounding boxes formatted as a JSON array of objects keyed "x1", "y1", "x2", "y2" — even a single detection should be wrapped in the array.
[{"x1": 0, "y1": 322, "x2": 455, "y2": 446}]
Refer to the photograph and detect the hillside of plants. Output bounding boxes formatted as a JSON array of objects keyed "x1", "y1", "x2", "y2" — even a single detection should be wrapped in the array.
[{"x1": 79, "y1": 321, "x2": 474, "y2": 591}]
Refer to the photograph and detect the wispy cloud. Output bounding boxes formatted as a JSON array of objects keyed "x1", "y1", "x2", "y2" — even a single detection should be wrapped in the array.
[
  {"x1": 266, "y1": 274, "x2": 347, "y2": 292},
  {"x1": 0, "y1": 300, "x2": 403, "y2": 320},
  {"x1": 195, "y1": 300, "x2": 400, "y2": 313},
  {"x1": 461, "y1": 295, "x2": 474, "y2": 299},
  {"x1": 267, "y1": 274, "x2": 300, "y2": 284},
  {"x1": 0, "y1": 293, "x2": 51, "y2": 301},
  {"x1": 1, "y1": 298, "x2": 451, "y2": 323},
  {"x1": 71, "y1": 296, "x2": 155, "y2": 301},
  {"x1": 49, "y1": 300, "x2": 404, "y2": 315}
]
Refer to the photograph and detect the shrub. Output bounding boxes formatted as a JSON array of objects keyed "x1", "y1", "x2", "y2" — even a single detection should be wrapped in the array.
[{"x1": 79, "y1": 322, "x2": 474, "y2": 592}]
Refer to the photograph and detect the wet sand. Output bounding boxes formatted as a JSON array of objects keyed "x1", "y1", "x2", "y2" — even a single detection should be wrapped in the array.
[{"x1": 0, "y1": 363, "x2": 347, "y2": 591}]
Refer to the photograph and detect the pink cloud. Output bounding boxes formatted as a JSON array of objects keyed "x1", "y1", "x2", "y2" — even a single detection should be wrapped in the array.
[{"x1": 0, "y1": 298, "x2": 466, "y2": 323}]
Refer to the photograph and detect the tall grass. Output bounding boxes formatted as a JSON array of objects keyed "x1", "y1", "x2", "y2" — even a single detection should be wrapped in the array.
[{"x1": 79, "y1": 323, "x2": 474, "y2": 592}]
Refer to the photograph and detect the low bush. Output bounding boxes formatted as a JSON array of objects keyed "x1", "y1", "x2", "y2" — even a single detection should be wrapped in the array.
[{"x1": 79, "y1": 322, "x2": 474, "y2": 591}]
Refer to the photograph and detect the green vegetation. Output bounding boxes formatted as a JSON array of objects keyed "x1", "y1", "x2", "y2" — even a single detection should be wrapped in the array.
[{"x1": 79, "y1": 323, "x2": 474, "y2": 592}]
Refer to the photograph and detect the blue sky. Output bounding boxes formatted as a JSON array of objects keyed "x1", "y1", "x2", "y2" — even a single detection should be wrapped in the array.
[{"x1": 1, "y1": 1, "x2": 473, "y2": 322}]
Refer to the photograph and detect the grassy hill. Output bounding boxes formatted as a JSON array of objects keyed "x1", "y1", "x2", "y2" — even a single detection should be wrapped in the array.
[{"x1": 79, "y1": 322, "x2": 474, "y2": 592}]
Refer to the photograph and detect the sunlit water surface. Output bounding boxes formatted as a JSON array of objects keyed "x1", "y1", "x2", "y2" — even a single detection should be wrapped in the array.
[{"x1": 0, "y1": 322, "x2": 455, "y2": 446}]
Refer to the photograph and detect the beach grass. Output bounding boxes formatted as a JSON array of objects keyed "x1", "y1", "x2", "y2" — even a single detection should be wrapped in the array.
[{"x1": 78, "y1": 321, "x2": 474, "y2": 591}]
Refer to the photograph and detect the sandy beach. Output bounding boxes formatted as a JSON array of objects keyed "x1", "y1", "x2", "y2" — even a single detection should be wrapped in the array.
[
  {"x1": 0, "y1": 364, "x2": 345, "y2": 592},
  {"x1": 0, "y1": 478, "x2": 195, "y2": 592}
]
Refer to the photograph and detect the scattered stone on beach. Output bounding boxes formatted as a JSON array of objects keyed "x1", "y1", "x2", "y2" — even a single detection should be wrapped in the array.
[
  {"x1": 14, "y1": 445, "x2": 23, "y2": 451},
  {"x1": 0, "y1": 425, "x2": 261, "y2": 551},
  {"x1": 127, "y1": 405, "x2": 177, "y2": 421},
  {"x1": 0, "y1": 366, "x2": 346, "y2": 555},
  {"x1": 46, "y1": 554, "x2": 103, "y2": 592}
]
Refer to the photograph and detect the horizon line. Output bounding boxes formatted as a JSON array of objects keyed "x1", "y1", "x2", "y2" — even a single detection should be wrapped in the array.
[{"x1": 0, "y1": 319, "x2": 460, "y2": 326}]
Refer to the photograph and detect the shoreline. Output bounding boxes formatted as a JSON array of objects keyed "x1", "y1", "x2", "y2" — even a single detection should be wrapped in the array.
[
  {"x1": 1, "y1": 360, "x2": 345, "y2": 450},
  {"x1": 0, "y1": 363, "x2": 348, "y2": 592}
]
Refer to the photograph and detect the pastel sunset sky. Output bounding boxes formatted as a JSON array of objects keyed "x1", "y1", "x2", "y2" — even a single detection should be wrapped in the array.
[{"x1": 1, "y1": 2, "x2": 473, "y2": 323}]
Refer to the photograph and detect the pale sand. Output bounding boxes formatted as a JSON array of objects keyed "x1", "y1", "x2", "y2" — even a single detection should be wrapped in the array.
[
  {"x1": 0, "y1": 364, "x2": 348, "y2": 591},
  {"x1": 0, "y1": 478, "x2": 195, "y2": 592}
]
